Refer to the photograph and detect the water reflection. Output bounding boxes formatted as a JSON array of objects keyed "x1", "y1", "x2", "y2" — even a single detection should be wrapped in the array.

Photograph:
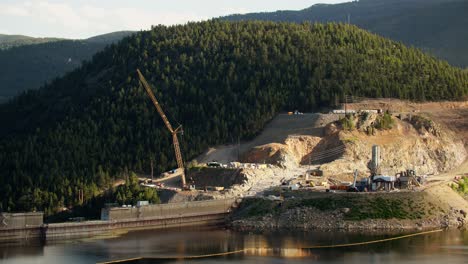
[
  {"x1": 0, "y1": 242, "x2": 44, "y2": 260},
  {"x1": 0, "y1": 228, "x2": 468, "y2": 263}
]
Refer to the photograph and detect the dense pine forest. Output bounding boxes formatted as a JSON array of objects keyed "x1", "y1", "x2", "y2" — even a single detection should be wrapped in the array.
[
  {"x1": 223, "y1": 0, "x2": 468, "y2": 67},
  {"x1": 0, "y1": 21, "x2": 467, "y2": 215}
]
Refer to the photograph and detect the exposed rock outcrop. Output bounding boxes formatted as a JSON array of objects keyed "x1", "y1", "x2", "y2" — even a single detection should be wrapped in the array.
[{"x1": 242, "y1": 114, "x2": 466, "y2": 178}]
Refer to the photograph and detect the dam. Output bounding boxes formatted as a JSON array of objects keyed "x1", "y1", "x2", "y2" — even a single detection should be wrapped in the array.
[{"x1": 0, "y1": 199, "x2": 237, "y2": 242}]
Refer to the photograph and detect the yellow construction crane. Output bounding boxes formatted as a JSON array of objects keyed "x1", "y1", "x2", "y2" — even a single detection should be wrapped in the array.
[{"x1": 137, "y1": 69, "x2": 186, "y2": 187}]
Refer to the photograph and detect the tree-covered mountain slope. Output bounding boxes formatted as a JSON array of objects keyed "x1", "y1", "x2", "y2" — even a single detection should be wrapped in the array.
[
  {"x1": 0, "y1": 31, "x2": 135, "y2": 102},
  {"x1": 85, "y1": 31, "x2": 135, "y2": 44},
  {"x1": 0, "y1": 21, "x2": 467, "y2": 214},
  {"x1": 222, "y1": 0, "x2": 468, "y2": 68},
  {"x1": 0, "y1": 34, "x2": 64, "y2": 50}
]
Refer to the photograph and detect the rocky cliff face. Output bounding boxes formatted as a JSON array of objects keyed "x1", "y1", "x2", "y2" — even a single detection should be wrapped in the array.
[
  {"x1": 322, "y1": 114, "x2": 466, "y2": 177},
  {"x1": 242, "y1": 113, "x2": 466, "y2": 178}
]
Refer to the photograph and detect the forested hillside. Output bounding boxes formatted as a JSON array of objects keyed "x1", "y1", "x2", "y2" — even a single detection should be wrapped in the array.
[
  {"x1": 0, "y1": 34, "x2": 63, "y2": 50},
  {"x1": 223, "y1": 0, "x2": 468, "y2": 67},
  {"x1": 0, "y1": 31, "x2": 134, "y2": 102},
  {"x1": 85, "y1": 31, "x2": 134, "y2": 44},
  {"x1": 0, "y1": 21, "x2": 467, "y2": 215}
]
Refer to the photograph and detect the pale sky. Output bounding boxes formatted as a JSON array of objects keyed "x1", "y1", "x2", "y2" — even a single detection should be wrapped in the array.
[{"x1": 0, "y1": 0, "x2": 347, "y2": 39}]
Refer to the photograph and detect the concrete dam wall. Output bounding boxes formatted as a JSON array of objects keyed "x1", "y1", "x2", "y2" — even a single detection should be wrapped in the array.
[
  {"x1": 101, "y1": 199, "x2": 235, "y2": 220},
  {"x1": 0, "y1": 199, "x2": 237, "y2": 242}
]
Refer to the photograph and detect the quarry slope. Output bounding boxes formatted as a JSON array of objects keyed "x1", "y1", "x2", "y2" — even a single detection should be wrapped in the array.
[
  {"x1": 196, "y1": 113, "x2": 338, "y2": 164},
  {"x1": 194, "y1": 100, "x2": 467, "y2": 200},
  {"x1": 199, "y1": 105, "x2": 466, "y2": 179}
]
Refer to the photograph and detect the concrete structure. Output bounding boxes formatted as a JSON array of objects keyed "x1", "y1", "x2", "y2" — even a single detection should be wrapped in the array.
[
  {"x1": 101, "y1": 199, "x2": 234, "y2": 221},
  {"x1": 0, "y1": 199, "x2": 237, "y2": 242},
  {"x1": 0, "y1": 212, "x2": 43, "y2": 229},
  {"x1": 0, "y1": 212, "x2": 44, "y2": 241}
]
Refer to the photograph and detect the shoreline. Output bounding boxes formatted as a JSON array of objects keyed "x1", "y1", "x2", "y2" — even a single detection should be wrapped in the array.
[
  {"x1": 228, "y1": 184, "x2": 468, "y2": 233},
  {"x1": 229, "y1": 208, "x2": 466, "y2": 233}
]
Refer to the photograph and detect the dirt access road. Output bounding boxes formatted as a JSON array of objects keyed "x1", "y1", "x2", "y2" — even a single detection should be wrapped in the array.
[{"x1": 428, "y1": 159, "x2": 468, "y2": 183}]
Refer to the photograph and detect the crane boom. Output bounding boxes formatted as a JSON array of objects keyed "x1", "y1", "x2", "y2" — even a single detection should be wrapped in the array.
[
  {"x1": 137, "y1": 69, "x2": 174, "y2": 134},
  {"x1": 137, "y1": 69, "x2": 186, "y2": 186}
]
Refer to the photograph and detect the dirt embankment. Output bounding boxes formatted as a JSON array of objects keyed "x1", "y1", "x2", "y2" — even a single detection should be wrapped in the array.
[
  {"x1": 195, "y1": 113, "x2": 339, "y2": 164},
  {"x1": 241, "y1": 136, "x2": 325, "y2": 167},
  {"x1": 229, "y1": 184, "x2": 468, "y2": 232}
]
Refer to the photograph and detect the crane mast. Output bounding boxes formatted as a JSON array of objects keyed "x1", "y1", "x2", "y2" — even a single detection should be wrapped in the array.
[{"x1": 137, "y1": 69, "x2": 186, "y2": 187}]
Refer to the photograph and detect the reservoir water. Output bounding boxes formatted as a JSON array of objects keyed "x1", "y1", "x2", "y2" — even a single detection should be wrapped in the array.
[{"x1": 1, "y1": 227, "x2": 468, "y2": 263}]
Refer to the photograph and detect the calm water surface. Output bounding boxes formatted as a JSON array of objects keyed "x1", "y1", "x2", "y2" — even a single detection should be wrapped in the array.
[{"x1": 1, "y1": 227, "x2": 468, "y2": 263}]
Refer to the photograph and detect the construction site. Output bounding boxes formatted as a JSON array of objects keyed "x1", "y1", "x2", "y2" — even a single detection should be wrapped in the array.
[
  {"x1": 3, "y1": 74, "x2": 467, "y2": 242},
  {"x1": 112, "y1": 70, "x2": 468, "y2": 233},
  {"x1": 138, "y1": 93, "x2": 466, "y2": 196},
  {"x1": 130, "y1": 71, "x2": 468, "y2": 231}
]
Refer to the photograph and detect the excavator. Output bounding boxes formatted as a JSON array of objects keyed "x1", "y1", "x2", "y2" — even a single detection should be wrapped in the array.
[{"x1": 137, "y1": 69, "x2": 187, "y2": 188}]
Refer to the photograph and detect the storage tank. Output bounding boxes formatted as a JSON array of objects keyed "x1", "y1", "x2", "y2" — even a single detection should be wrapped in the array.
[{"x1": 372, "y1": 145, "x2": 380, "y2": 170}]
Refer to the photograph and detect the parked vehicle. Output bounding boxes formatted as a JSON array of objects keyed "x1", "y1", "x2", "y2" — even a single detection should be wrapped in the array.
[{"x1": 207, "y1": 161, "x2": 221, "y2": 168}]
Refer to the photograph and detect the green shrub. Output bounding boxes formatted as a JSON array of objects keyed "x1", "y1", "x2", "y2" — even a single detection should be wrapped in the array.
[
  {"x1": 453, "y1": 177, "x2": 468, "y2": 195},
  {"x1": 375, "y1": 111, "x2": 394, "y2": 130},
  {"x1": 340, "y1": 114, "x2": 356, "y2": 131}
]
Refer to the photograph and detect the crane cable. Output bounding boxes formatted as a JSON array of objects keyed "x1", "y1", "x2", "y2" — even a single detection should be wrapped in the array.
[
  {"x1": 301, "y1": 228, "x2": 443, "y2": 249},
  {"x1": 98, "y1": 229, "x2": 443, "y2": 263}
]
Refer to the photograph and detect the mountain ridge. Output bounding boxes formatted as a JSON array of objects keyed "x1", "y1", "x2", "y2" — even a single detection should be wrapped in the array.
[
  {"x1": 0, "y1": 34, "x2": 64, "y2": 50},
  {"x1": 0, "y1": 31, "x2": 135, "y2": 102},
  {"x1": 222, "y1": 0, "x2": 468, "y2": 67},
  {"x1": 0, "y1": 31, "x2": 135, "y2": 49}
]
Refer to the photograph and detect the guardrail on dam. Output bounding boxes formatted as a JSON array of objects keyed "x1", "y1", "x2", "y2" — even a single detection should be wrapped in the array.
[{"x1": 0, "y1": 199, "x2": 238, "y2": 242}]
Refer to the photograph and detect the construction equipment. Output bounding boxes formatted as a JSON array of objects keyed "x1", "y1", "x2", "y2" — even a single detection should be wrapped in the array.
[
  {"x1": 347, "y1": 169, "x2": 359, "y2": 192},
  {"x1": 395, "y1": 169, "x2": 421, "y2": 189},
  {"x1": 327, "y1": 172, "x2": 360, "y2": 192},
  {"x1": 352, "y1": 169, "x2": 358, "y2": 187},
  {"x1": 137, "y1": 69, "x2": 186, "y2": 187}
]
